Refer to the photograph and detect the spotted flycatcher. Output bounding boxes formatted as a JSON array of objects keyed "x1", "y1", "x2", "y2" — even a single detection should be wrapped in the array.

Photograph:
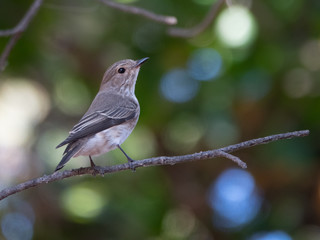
[{"x1": 55, "y1": 57, "x2": 149, "y2": 171}]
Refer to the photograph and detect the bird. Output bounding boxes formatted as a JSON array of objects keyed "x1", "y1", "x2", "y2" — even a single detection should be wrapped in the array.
[{"x1": 55, "y1": 57, "x2": 149, "y2": 171}]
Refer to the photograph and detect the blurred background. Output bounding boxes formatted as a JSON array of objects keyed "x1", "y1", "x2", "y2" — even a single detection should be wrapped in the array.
[{"x1": 0, "y1": 0, "x2": 319, "y2": 239}]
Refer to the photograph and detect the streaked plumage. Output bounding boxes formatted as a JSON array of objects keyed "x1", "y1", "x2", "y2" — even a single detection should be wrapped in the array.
[{"x1": 55, "y1": 58, "x2": 148, "y2": 171}]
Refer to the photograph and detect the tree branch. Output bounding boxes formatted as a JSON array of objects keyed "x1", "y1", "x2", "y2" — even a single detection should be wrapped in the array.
[
  {"x1": 98, "y1": 0, "x2": 177, "y2": 25},
  {"x1": 168, "y1": 0, "x2": 224, "y2": 38},
  {"x1": 0, "y1": 130, "x2": 309, "y2": 201},
  {"x1": 0, "y1": 0, "x2": 43, "y2": 72}
]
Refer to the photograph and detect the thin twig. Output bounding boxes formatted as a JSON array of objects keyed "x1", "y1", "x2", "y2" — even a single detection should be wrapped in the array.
[
  {"x1": 0, "y1": 0, "x2": 43, "y2": 37},
  {"x1": 0, "y1": 130, "x2": 309, "y2": 201},
  {"x1": 168, "y1": 0, "x2": 225, "y2": 38},
  {"x1": 215, "y1": 150, "x2": 247, "y2": 169},
  {"x1": 0, "y1": 0, "x2": 43, "y2": 72},
  {"x1": 98, "y1": 0, "x2": 177, "y2": 25},
  {"x1": 0, "y1": 33, "x2": 22, "y2": 71}
]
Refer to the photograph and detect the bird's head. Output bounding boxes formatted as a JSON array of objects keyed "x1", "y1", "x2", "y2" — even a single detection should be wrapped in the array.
[{"x1": 100, "y1": 57, "x2": 149, "y2": 95}]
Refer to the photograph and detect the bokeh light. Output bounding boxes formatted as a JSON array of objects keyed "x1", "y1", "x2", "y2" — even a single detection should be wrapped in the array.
[
  {"x1": 0, "y1": 147, "x2": 31, "y2": 183},
  {"x1": 54, "y1": 76, "x2": 91, "y2": 116},
  {"x1": 187, "y1": 48, "x2": 223, "y2": 81},
  {"x1": 0, "y1": 79, "x2": 50, "y2": 147},
  {"x1": 160, "y1": 68, "x2": 199, "y2": 103},
  {"x1": 0, "y1": 79, "x2": 50, "y2": 182},
  {"x1": 248, "y1": 230, "x2": 292, "y2": 240},
  {"x1": 37, "y1": 128, "x2": 76, "y2": 169},
  {"x1": 208, "y1": 168, "x2": 262, "y2": 230},
  {"x1": 163, "y1": 114, "x2": 204, "y2": 153},
  {"x1": 61, "y1": 185, "x2": 106, "y2": 222},
  {"x1": 299, "y1": 40, "x2": 320, "y2": 71},
  {"x1": 162, "y1": 207, "x2": 196, "y2": 239},
  {"x1": 205, "y1": 115, "x2": 240, "y2": 147},
  {"x1": 283, "y1": 68, "x2": 313, "y2": 98},
  {"x1": 238, "y1": 69, "x2": 271, "y2": 101},
  {"x1": 215, "y1": 5, "x2": 257, "y2": 48},
  {"x1": 1, "y1": 212, "x2": 34, "y2": 240}
]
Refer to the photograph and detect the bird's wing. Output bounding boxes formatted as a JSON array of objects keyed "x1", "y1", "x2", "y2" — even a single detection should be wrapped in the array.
[{"x1": 56, "y1": 93, "x2": 138, "y2": 148}]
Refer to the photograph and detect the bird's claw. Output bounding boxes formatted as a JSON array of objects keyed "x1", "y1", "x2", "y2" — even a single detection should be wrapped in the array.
[
  {"x1": 91, "y1": 165, "x2": 103, "y2": 176},
  {"x1": 127, "y1": 158, "x2": 136, "y2": 172}
]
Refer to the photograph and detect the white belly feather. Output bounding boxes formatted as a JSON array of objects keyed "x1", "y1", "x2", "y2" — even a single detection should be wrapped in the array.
[{"x1": 74, "y1": 123, "x2": 135, "y2": 157}]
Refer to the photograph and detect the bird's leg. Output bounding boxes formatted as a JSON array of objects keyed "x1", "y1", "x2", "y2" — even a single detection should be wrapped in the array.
[
  {"x1": 89, "y1": 155, "x2": 102, "y2": 176},
  {"x1": 117, "y1": 145, "x2": 134, "y2": 162},
  {"x1": 117, "y1": 145, "x2": 136, "y2": 171},
  {"x1": 89, "y1": 155, "x2": 96, "y2": 167}
]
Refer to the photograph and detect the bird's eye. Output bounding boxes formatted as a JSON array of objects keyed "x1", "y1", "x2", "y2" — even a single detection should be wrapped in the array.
[{"x1": 118, "y1": 68, "x2": 126, "y2": 74}]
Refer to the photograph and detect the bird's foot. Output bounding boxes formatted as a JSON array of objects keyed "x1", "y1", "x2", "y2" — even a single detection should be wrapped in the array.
[
  {"x1": 91, "y1": 166, "x2": 103, "y2": 176},
  {"x1": 89, "y1": 156, "x2": 103, "y2": 176},
  {"x1": 127, "y1": 157, "x2": 136, "y2": 172}
]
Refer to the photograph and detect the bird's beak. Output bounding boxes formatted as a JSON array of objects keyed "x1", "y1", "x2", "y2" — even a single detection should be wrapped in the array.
[{"x1": 134, "y1": 57, "x2": 149, "y2": 68}]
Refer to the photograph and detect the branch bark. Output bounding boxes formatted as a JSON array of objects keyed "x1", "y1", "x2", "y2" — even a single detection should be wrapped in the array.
[
  {"x1": 168, "y1": 0, "x2": 225, "y2": 38},
  {"x1": 0, "y1": 0, "x2": 43, "y2": 72},
  {"x1": 0, "y1": 130, "x2": 309, "y2": 201},
  {"x1": 98, "y1": 0, "x2": 177, "y2": 25}
]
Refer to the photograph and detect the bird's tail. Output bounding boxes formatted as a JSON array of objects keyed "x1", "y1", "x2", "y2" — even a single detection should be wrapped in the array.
[{"x1": 55, "y1": 142, "x2": 82, "y2": 171}]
